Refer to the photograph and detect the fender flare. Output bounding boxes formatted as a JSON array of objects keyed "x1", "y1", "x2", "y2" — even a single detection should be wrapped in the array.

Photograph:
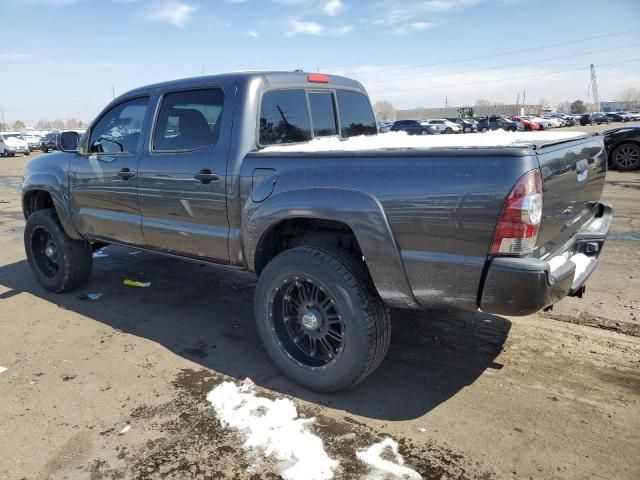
[
  {"x1": 243, "y1": 188, "x2": 419, "y2": 309},
  {"x1": 22, "y1": 175, "x2": 82, "y2": 240}
]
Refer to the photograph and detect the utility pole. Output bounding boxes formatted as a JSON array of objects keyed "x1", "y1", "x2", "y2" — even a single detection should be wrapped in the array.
[
  {"x1": 111, "y1": 85, "x2": 115, "y2": 99},
  {"x1": 515, "y1": 92, "x2": 520, "y2": 116},
  {"x1": 445, "y1": 96, "x2": 448, "y2": 108},
  {"x1": 0, "y1": 106, "x2": 5, "y2": 125},
  {"x1": 522, "y1": 90, "x2": 526, "y2": 106},
  {"x1": 590, "y1": 64, "x2": 600, "y2": 112}
]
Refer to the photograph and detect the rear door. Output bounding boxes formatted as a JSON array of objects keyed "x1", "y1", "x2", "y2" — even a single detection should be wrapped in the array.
[
  {"x1": 137, "y1": 84, "x2": 234, "y2": 262},
  {"x1": 69, "y1": 96, "x2": 150, "y2": 244}
]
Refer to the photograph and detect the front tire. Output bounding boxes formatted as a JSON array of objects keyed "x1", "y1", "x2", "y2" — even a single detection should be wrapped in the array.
[
  {"x1": 611, "y1": 143, "x2": 640, "y2": 171},
  {"x1": 24, "y1": 208, "x2": 92, "y2": 292},
  {"x1": 255, "y1": 246, "x2": 391, "y2": 392}
]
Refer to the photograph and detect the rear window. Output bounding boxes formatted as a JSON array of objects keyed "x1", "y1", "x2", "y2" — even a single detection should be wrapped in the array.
[
  {"x1": 259, "y1": 90, "x2": 312, "y2": 145},
  {"x1": 308, "y1": 92, "x2": 337, "y2": 137},
  {"x1": 336, "y1": 90, "x2": 377, "y2": 138},
  {"x1": 259, "y1": 88, "x2": 376, "y2": 145}
]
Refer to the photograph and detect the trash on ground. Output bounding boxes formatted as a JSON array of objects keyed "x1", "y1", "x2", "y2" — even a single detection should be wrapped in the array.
[
  {"x1": 79, "y1": 293, "x2": 103, "y2": 301},
  {"x1": 123, "y1": 279, "x2": 151, "y2": 288},
  {"x1": 92, "y1": 249, "x2": 109, "y2": 258},
  {"x1": 120, "y1": 425, "x2": 131, "y2": 434},
  {"x1": 240, "y1": 377, "x2": 255, "y2": 392},
  {"x1": 356, "y1": 438, "x2": 422, "y2": 480},
  {"x1": 418, "y1": 428, "x2": 426, "y2": 432},
  {"x1": 207, "y1": 381, "x2": 338, "y2": 480},
  {"x1": 0, "y1": 367, "x2": 7, "y2": 374}
]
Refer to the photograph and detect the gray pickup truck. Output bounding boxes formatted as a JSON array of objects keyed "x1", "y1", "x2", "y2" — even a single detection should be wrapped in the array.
[{"x1": 21, "y1": 71, "x2": 612, "y2": 391}]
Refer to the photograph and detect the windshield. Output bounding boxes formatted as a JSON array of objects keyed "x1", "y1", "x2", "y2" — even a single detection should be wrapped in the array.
[{"x1": 3, "y1": 134, "x2": 20, "y2": 139}]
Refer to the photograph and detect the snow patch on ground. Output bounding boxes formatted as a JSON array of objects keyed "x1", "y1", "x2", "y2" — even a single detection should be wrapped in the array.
[
  {"x1": 356, "y1": 438, "x2": 422, "y2": 480},
  {"x1": 207, "y1": 381, "x2": 338, "y2": 480},
  {"x1": 261, "y1": 130, "x2": 587, "y2": 153},
  {"x1": 0, "y1": 366, "x2": 7, "y2": 374}
]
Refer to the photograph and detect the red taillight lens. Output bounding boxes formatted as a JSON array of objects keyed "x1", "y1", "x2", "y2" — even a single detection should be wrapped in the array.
[
  {"x1": 307, "y1": 73, "x2": 330, "y2": 83},
  {"x1": 490, "y1": 169, "x2": 543, "y2": 255}
]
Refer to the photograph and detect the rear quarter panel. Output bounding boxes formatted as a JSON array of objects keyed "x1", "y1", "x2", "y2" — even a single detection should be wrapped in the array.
[{"x1": 242, "y1": 149, "x2": 538, "y2": 311}]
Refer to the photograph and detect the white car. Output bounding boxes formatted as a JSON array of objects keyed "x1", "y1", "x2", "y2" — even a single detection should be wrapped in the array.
[
  {"x1": 0, "y1": 132, "x2": 30, "y2": 156},
  {"x1": 542, "y1": 116, "x2": 563, "y2": 128},
  {"x1": 21, "y1": 134, "x2": 42, "y2": 151},
  {"x1": 421, "y1": 119, "x2": 462, "y2": 134}
]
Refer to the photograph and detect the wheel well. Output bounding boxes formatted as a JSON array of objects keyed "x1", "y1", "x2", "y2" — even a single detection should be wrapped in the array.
[
  {"x1": 23, "y1": 190, "x2": 55, "y2": 219},
  {"x1": 609, "y1": 140, "x2": 640, "y2": 162},
  {"x1": 254, "y1": 218, "x2": 364, "y2": 275}
]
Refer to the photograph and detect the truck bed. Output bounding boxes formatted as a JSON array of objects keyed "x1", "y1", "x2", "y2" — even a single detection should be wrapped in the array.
[{"x1": 261, "y1": 130, "x2": 591, "y2": 153}]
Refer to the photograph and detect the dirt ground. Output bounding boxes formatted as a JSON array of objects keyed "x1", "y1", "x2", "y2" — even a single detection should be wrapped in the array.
[{"x1": 1, "y1": 128, "x2": 639, "y2": 480}]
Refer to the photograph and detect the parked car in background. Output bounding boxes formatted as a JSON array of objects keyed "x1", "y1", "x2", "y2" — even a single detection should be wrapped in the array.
[
  {"x1": 563, "y1": 115, "x2": 576, "y2": 127},
  {"x1": 521, "y1": 115, "x2": 551, "y2": 130},
  {"x1": 604, "y1": 126, "x2": 640, "y2": 171},
  {"x1": 446, "y1": 117, "x2": 478, "y2": 133},
  {"x1": 476, "y1": 116, "x2": 524, "y2": 132},
  {"x1": 0, "y1": 132, "x2": 30, "y2": 156},
  {"x1": 0, "y1": 135, "x2": 8, "y2": 157},
  {"x1": 581, "y1": 113, "x2": 611, "y2": 126},
  {"x1": 421, "y1": 119, "x2": 462, "y2": 134},
  {"x1": 606, "y1": 113, "x2": 627, "y2": 123},
  {"x1": 378, "y1": 121, "x2": 393, "y2": 132},
  {"x1": 20, "y1": 133, "x2": 42, "y2": 151},
  {"x1": 513, "y1": 116, "x2": 541, "y2": 131},
  {"x1": 390, "y1": 120, "x2": 436, "y2": 135},
  {"x1": 542, "y1": 116, "x2": 563, "y2": 128},
  {"x1": 41, "y1": 132, "x2": 59, "y2": 153}
]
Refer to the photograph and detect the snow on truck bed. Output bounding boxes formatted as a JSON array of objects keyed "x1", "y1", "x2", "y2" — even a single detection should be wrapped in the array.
[{"x1": 261, "y1": 130, "x2": 589, "y2": 153}]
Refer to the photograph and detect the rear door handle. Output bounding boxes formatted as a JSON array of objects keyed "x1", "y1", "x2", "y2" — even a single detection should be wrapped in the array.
[
  {"x1": 117, "y1": 168, "x2": 135, "y2": 179},
  {"x1": 194, "y1": 169, "x2": 219, "y2": 184}
]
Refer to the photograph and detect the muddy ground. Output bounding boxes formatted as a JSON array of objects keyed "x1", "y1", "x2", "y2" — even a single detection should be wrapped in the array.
[{"x1": 0, "y1": 136, "x2": 639, "y2": 479}]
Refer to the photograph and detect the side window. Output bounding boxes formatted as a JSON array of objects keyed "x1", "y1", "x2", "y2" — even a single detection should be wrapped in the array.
[
  {"x1": 308, "y1": 92, "x2": 337, "y2": 137},
  {"x1": 260, "y1": 89, "x2": 312, "y2": 145},
  {"x1": 336, "y1": 90, "x2": 377, "y2": 138},
  {"x1": 89, "y1": 97, "x2": 148, "y2": 154},
  {"x1": 153, "y1": 89, "x2": 223, "y2": 151}
]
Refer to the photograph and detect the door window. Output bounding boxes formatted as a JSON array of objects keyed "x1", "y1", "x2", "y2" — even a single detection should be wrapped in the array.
[
  {"x1": 89, "y1": 97, "x2": 149, "y2": 154},
  {"x1": 153, "y1": 89, "x2": 224, "y2": 151}
]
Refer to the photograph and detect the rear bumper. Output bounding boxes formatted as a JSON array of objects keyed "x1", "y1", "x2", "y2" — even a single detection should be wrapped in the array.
[{"x1": 480, "y1": 203, "x2": 613, "y2": 316}]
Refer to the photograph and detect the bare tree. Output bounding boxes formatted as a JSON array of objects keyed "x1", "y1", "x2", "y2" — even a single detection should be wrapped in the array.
[
  {"x1": 12, "y1": 120, "x2": 26, "y2": 131},
  {"x1": 66, "y1": 118, "x2": 83, "y2": 129},
  {"x1": 556, "y1": 101, "x2": 571, "y2": 113},
  {"x1": 618, "y1": 87, "x2": 640, "y2": 105},
  {"x1": 538, "y1": 98, "x2": 550, "y2": 111},
  {"x1": 51, "y1": 119, "x2": 65, "y2": 130},
  {"x1": 36, "y1": 119, "x2": 52, "y2": 130},
  {"x1": 372, "y1": 100, "x2": 395, "y2": 121},
  {"x1": 474, "y1": 99, "x2": 492, "y2": 107}
]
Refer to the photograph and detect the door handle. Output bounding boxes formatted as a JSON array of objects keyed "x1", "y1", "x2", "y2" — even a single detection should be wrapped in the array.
[
  {"x1": 194, "y1": 169, "x2": 219, "y2": 184},
  {"x1": 117, "y1": 168, "x2": 135, "y2": 179}
]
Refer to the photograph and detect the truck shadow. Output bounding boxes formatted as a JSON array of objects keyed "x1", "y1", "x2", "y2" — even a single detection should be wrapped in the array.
[{"x1": 0, "y1": 246, "x2": 510, "y2": 421}]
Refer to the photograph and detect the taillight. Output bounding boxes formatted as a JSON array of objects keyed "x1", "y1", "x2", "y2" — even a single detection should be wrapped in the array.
[{"x1": 490, "y1": 169, "x2": 543, "y2": 255}]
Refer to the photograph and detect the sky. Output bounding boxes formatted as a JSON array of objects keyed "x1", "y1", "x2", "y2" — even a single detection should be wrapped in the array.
[{"x1": 1, "y1": 0, "x2": 639, "y2": 125}]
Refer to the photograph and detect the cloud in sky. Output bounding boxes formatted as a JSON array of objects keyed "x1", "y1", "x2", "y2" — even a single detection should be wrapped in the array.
[
  {"x1": 286, "y1": 19, "x2": 324, "y2": 37},
  {"x1": 391, "y1": 21, "x2": 434, "y2": 35},
  {"x1": 324, "y1": 0, "x2": 342, "y2": 16},
  {"x1": 0, "y1": 53, "x2": 34, "y2": 61},
  {"x1": 147, "y1": 1, "x2": 199, "y2": 27}
]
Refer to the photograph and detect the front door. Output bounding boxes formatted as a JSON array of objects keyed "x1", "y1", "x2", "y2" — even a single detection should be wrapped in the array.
[
  {"x1": 137, "y1": 86, "x2": 233, "y2": 262},
  {"x1": 69, "y1": 96, "x2": 151, "y2": 245}
]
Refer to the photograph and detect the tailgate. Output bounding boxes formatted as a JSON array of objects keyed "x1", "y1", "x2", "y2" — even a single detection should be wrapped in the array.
[{"x1": 534, "y1": 135, "x2": 607, "y2": 257}]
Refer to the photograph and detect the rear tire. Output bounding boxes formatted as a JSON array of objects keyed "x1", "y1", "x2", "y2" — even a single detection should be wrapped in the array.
[
  {"x1": 481, "y1": 127, "x2": 488, "y2": 133},
  {"x1": 444, "y1": 127, "x2": 453, "y2": 134},
  {"x1": 611, "y1": 143, "x2": 640, "y2": 171},
  {"x1": 24, "y1": 208, "x2": 92, "y2": 292},
  {"x1": 255, "y1": 246, "x2": 391, "y2": 392}
]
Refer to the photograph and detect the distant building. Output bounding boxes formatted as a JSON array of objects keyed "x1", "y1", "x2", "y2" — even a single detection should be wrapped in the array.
[{"x1": 601, "y1": 100, "x2": 638, "y2": 112}]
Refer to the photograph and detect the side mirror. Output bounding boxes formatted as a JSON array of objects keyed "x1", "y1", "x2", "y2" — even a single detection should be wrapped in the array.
[{"x1": 58, "y1": 131, "x2": 80, "y2": 152}]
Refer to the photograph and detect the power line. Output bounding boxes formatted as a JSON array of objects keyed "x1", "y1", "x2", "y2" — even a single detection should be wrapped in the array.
[
  {"x1": 339, "y1": 28, "x2": 640, "y2": 76},
  {"x1": 366, "y1": 58, "x2": 640, "y2": 95},
  {"x1": 362, "y1": 43, "x2": 640, "y2": 85}
]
